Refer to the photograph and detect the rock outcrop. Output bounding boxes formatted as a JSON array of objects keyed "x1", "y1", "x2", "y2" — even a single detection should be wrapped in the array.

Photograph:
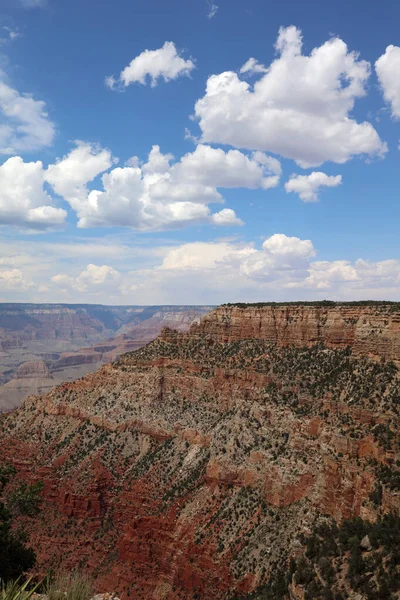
[
  {"x1": 0, "y1": 303, "x2": 399, "y2": 599},
  {"x1": 14, "y1": 361, "x2": 51, "y2": 379},
  {"x1": 193, "y1": 303, "x2": 400, "y2": 362}
]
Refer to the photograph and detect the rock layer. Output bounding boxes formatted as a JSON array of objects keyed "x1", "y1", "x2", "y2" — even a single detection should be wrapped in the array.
[
  {"x1": 0, "y1": 305, "x2": 212, "y2": 411},
  {"x1": 191, "y1": 304, "x2": 400, "y2": 362},
  {"x1": 0, "y1": 303, "x2": 399, "y2": 599}
]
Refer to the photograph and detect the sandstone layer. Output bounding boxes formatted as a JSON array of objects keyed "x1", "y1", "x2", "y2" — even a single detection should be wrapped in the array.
[
  {"x1": 0, "y1": 303, "x2": 399, "y2": 599},
  {"x1": 193, "y1": 303, "x2": 400, "y2": 362}
]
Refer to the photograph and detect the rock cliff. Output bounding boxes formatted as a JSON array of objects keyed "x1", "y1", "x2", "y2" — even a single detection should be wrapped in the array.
[
  {"x1": 0, "y1": 303, "x2": 399, "y2": 599},
  {"x1": 0, "y1": 360, "x2": 55, "y2": 412},
  {"x1": 193, "y1": 303, "x2": 400, "y2": 362}
]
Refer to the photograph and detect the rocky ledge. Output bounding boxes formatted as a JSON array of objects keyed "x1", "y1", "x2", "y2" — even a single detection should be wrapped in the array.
[{"x1": 191, "y1": 303, "x2": 400, "y2": 362}]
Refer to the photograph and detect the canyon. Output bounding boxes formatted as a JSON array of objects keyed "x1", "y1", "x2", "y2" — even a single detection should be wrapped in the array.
[
  {"x1": 0, "y1": 304, "x2": 212, "y2": 411},
  {"x1": 0, "y1": 302, "x2": 399, "y2": 599}
]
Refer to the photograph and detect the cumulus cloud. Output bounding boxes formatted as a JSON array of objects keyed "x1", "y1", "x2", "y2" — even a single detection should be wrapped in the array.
[
  {"x1": 239, "y1": 58, "x2": 267, "y2": 75},
  {"x1": 211, "y1": 208, "x2": 242, "y2": 226},
  {"x1": 294, "y1": 261, "x2": 359, "y2": 290},
  {"x1": 45, "y1": 142, "x2": 281, "y2": 230},
  {"x1": 194, "y1": 26, "x2": 386, "y2": 167},
  {"x1": 2, "y1": 232, "x2": 400, "y2": 304},
  {"x1": 234, "y1": 234, "x2": 316, "y2": 282},
  {"x1": 0, "y1": 156, "x2": 66, "y2": 229},
  {"x1": 285, "y1": 172, "x2": 342, "y2": 202},
  {"x1": 141, "y1": 235, "x2": 400, "y2": 303},
  {"x1": 175, "y1": 145, "x2": 281, "y2": 190},
  {"x1": 375, "y1": 45, "x2": 400, "y2": 119},
  {"x1": 159, "y1": 233, "x2": 315, "y2": 285},
  {"x1": 45, "y1": 141, "x2": 114, "y2": 212},
  {"x1": 0, "y1": 72, "x2": 55, "y2": 154},
  {"x1": 0, "y1": 268, "x2": 30, "y2": 290},
  {"x1": 106, "y1": 41, "x2": 195, "y2": 89},
  {"x1": 3, "y1": 140, "x2": 276, "y2": 232},
  {"x1": 52, "y1": 264, "x2": 121, "y2": 293}
]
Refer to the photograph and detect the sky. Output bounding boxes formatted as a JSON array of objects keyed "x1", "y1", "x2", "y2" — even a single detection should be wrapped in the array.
[{"x1": 0, "y1": 0, "x2": 400, "y2": 304}]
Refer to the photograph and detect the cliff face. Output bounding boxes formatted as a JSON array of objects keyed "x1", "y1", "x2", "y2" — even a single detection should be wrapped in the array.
[
  {"x1": 0, "y1": 306, "x2": 111, "y2": 351},
  {"x1": 14, "y1": 361, "x2": 51, "y2": 379},
  {"x1": 0, "y1": 360, "x2": 55, "y2": 412},
  {"x1": 0, "y1": 305, "x2": 212, "y2": 411},
  {"x1": 0, "y1": 304, "x2": 399, "y2": 599},
  {"x1": 193, "y1": 304, "x2": 400, "y2": 362}
]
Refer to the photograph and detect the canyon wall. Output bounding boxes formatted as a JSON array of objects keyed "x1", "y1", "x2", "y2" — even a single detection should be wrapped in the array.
[
  {"x1": 192, "y1": 303, "x2": 400, "y2": 362},
  {"x1": 0, "y1": 303, "x2": 399, "y2": 599},
  {"x1": 0, "y1": 305, "x2": 212, "y2": 411}
]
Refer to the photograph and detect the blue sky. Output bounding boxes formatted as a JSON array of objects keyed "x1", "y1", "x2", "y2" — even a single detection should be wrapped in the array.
[{"x1": 0, "y1": 0, "x2": 400, "y2": 304}]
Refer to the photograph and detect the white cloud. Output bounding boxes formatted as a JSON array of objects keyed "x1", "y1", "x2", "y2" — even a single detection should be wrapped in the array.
[
  {"x1": 0, "y1": 72, "x2": 55, "y2": 154},
  {"x1": 2, "y1": 140, "x2": 272, "y2": 233},
  {"x1": 194, "y1": 26, "x2": 387, "y2": 167},
  {"x1": 239, "y1": 58, "x2": 267, "y2": 75},
  {"x1": 158, "y1": 233, "x2": 315, "y2": 285},
  {"x1": 135, "y1": 235, "x2": 400, "y2": 304},
  {"x1": 52, "y1": 264, "x2": 121, "y2": 293},
  {"x1": 284, "y1": 260, "x2": 359, "y2": 291},
  {"x1": 0, "y1": 156, "x2": 66, "y2": 229},
  {"x1": 0, "y1": 268, "x2": 31, "y2": 290},
  {"x1": 1, "y1": 232, "x2": 400, "y2": 304},
  {"x1": 45, "y1": 141, "x2": 114, "y2": 213},
  {"x1": 175, "y1": 145, "x2": 281, "y2": 189},
  {"x1": 0, "y1": 26, "x2": 21, "y2": 44},
  {"x1": 375, "y1": 45, "x2": 400, "y2": 119},
  {"x1": 234, "y1": 234, "x2": 316, "y2": 282},
  {"x1": 206, "y1": 1, "x2": 218, "y2": 19},
  {"x1": 159, "y1": 241, "x2": 245, "y2": 270},
  {"x1": 211, "y1": 208, "x2": 243, "y2": 226},
  {"x1": 285, "y1": 172, "x2": 342, "y2": 202},
  {"x1": 106, "y1": 41, "x2": 195, "y2": 89},
  {"x1": 262, "y1": 233, "x2": 315, "y2": 259},
  {"x1": 46, "y1": 143, "x2": 279, "y2": 231},
  {"x1": 50, "y1": 273, "x2": 75, "y2": 288}
]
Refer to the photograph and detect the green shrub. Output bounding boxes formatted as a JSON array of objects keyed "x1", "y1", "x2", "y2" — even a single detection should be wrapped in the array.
[
  {"x1": 0, "y1": 579, "x2": 39, "y2": 600},
  {"x1": 0, "y1": 466, "x2": 37, "y2": 583}
]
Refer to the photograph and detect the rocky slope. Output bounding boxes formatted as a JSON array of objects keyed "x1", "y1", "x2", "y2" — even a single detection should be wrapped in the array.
[
  {"x1": 0, "y1": 302, "x2": 399, "y2": 600},
  {"x1": 197, "y1": 302, "x2": 400, "y2": 362},
  {"x1": 0, "y1": 305, "x2": 211, "y2": 411}
]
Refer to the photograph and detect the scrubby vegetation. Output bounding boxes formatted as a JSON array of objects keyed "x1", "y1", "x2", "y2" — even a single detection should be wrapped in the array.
[
  {"x1": 234, "y1": 514, "x2": 400, "y2": 600},
  {"x1": 1, "y1": 328, "x2": 399, "y2": 599},
  {"x1": 0, "y1": 579, "x2": 39, "y2": 600},
  {"x1": 223, "y1": 300, "x2": 400, "y2": 309},
  {"x1": 0, "y1": 465, "x2": 42, "y2": 583},
  {"x1": 0, "y1": 573, "x2": 93, "y2": 600},
  {"x1": 44, "y1": 572, "x2": 93, "y2": 600}
]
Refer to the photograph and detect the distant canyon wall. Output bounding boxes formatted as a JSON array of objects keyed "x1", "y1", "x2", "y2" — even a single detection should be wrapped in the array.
[{"x1": 0, "y1": 304, "x2": 212, "y2": 411}]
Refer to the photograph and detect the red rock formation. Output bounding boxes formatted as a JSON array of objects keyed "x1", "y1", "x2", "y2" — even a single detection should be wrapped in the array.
[
  {"x1": 0, "y1": 303, "x2": 398, "y2": 599},
  {"x1": 192, "y1": 304, "x2": 400, "y2": 362}
]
